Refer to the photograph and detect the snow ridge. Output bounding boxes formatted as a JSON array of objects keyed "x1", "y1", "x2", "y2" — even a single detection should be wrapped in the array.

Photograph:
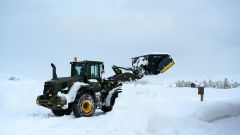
[{"x1": 1, "y1": 77, "x2": 240, "y2": 135}]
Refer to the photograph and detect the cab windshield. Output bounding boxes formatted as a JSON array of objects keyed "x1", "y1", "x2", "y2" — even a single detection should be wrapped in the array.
[{"x1": 73, "y1": 63, "x2": 85, "y2": 76}]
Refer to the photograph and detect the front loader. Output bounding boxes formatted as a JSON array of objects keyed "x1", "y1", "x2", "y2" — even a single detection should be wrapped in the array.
[{"x1": 36, "y1": 53, "x2": 175, "y2": 118}]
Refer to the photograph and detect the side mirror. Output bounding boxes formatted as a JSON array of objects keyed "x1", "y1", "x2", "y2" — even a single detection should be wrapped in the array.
[{"x1": 101, "y1": 64, "x2": 105, "y2": 74}]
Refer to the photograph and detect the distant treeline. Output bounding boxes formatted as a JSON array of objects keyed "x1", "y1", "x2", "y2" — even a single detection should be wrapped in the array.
[
  {"x1": 175, "y1": 78, "x2": 240, "y2": 89},
  {"x1": 8, "y1": 76, "x2": 20, "y2": 81}
]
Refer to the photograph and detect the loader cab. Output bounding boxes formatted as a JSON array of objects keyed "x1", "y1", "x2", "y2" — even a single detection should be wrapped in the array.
[{"x1": 70, "y1": 60, "x2": 104, "y2": 80}]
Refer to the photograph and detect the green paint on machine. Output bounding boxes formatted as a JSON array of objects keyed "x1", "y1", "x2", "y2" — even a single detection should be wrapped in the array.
[{"x1": 36, "y1": 54, "x2": 175, "y2": 118}]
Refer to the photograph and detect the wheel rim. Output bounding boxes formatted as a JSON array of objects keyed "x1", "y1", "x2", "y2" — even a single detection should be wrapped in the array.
[{"x1": 81, "y1": 99, "x2": 92, "y2": 113}]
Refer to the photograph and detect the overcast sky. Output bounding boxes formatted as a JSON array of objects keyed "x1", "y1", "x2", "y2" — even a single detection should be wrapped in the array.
[{"x1": 1, "y1": 0, "x2": 240, "y2": 79}]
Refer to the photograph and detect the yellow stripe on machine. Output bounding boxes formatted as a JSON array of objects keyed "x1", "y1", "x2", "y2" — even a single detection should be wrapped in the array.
[{"x1": 160, "y1": 61, "x2": 175, "y2": 73}]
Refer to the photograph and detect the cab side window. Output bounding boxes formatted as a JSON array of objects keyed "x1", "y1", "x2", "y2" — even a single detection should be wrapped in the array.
[{"x1": 90, "y1": 64, "x2": 100, "y2": 78}]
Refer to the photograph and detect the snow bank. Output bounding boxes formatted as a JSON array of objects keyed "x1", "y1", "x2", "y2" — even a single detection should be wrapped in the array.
[
  {"x1": 0, "y1": 76, "x2": 240, "y2": 135},
  {"x1": 194, "y1": 100, "x2": 240, "y2": 122},
  {"x1": 0, "y1": 79, "x2": 49, "y2": 118}
]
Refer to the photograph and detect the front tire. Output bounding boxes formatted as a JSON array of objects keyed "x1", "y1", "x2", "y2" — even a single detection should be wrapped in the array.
[
  {"x1": 51, "y1": 104, "x2": 73, "y2": 116},
  {"x1": 73, "y1": 91, "x2": 96, "y2": 118},
  {"x1": 64, "y1": 103, "x2": 73, "y2": 115},
  {"x1": 101, "y1": 92, "x2": 117, "y2": 112},
  {"x1": 52, "y1": 109, "x2": 65, "y2": 117}
]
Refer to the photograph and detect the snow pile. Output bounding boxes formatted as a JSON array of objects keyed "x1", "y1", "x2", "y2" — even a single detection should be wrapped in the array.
[
  {"x1": 0, "y1": 75, "x2": 240, "y2": 135},
  {"x1": 0, "y1": 78, "x2": 47, "y2": 117},
  {"x1": 194, "y1": 101, "x2": 240, "y2": 122},
  {"x1": 58, "y1": 82, "x2": 89, "y2": 105}
]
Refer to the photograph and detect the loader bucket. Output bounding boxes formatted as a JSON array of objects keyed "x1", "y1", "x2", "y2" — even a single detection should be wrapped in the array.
[{"x1": 132, "y1": 54, "x2": 175, "y2": 75}]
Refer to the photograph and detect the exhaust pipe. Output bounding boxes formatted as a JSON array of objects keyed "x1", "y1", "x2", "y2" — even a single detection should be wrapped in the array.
[{"x1": 51, "y1": 63, "x2": 58, "y2": 79}]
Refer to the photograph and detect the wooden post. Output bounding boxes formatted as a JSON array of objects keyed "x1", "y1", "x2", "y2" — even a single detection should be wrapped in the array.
[
  {"x1": 198, "y1": 86, "x2": 204, "y2": 101},
  {"x1": 200, "y1": 94, "x2": 203, "y2": 101}
]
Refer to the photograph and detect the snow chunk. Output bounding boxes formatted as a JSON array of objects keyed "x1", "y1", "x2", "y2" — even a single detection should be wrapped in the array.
[
  {"x1": 132, "y1": 56, "x2": 148, "y2": 67},
  {"x1": 88, "y1": 79, "x2": 98, "y2": 83},
  {"x1": 58, "y1": 82, "x2": 89, "y2": 106},
  {"x1": 105, "y1": 86, "x2": 121, "y2": 107}
]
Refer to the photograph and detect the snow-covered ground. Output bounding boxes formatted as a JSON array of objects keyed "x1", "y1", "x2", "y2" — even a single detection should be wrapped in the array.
[{"x1": 0, "y1": 75, "x2": 240, "y2": 135}]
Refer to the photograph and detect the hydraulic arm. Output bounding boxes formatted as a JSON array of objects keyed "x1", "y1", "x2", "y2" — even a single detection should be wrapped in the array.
[{"x1": 109, "y1": 54, "x2": 175, "y2": 82}]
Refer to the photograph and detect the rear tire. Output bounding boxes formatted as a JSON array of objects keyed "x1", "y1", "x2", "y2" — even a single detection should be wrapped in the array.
[{"x1": 73, "y1": 91, "x2": 96, "y2": 118}]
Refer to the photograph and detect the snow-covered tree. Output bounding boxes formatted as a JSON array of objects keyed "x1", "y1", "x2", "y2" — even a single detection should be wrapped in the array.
[
  {"x1": 232, "y1": 82, "x2": 239, "y2": 88},
  {"x1": 223, "y1": 78, "x2": 230, "y2": 89},
  {"x1": 176, "y1": 80, "x2": 184, "y2": 87},
  {"x1": 208, "y1": 79, "x2": 213, "y2": 88},
  {"x1": 216, "y1": 81, "x2": 222, "y2": 89},
  {"x1": 202, "y1": 80, "x2": 207, "y2": 87}
]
